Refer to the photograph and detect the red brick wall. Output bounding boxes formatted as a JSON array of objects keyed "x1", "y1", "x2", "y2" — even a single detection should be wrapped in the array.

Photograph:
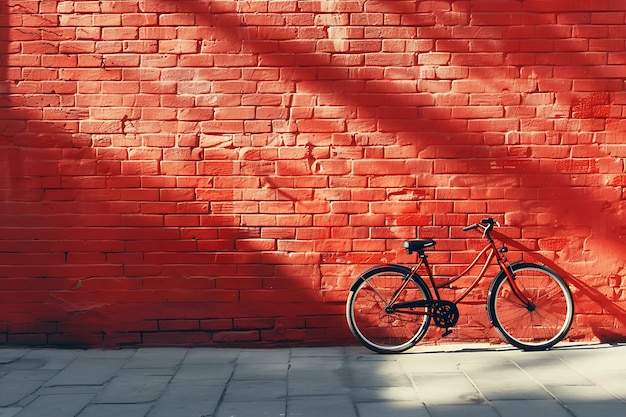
[{"x1": 1, "y1": 0, "x2": 625, "y2": 347}]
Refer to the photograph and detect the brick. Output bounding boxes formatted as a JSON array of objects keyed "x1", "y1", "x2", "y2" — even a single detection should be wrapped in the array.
[
  {"x1": 212, "y1": 330, "x2": 260, "y2": 344},
  {"x1": 159, "y1": 40, "x2": 200, "y2": 54},
  {"x1": 144, "y1": 331, "x2": 212, "y2": 346},
  {"x1": 214, "y1": 107, "x2": 255, "y2": 120},
  {"x1": 101, "y1": 27, "x2": 138, "y2": 41}
]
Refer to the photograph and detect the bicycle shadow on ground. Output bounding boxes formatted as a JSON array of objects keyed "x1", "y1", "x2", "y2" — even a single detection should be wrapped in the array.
[
  {"x1": 398, "y1": 341, "x2": 621, "y2": 355},
  {"x1": 358, "y1": 342, "x2": 623, "y2": 359}
]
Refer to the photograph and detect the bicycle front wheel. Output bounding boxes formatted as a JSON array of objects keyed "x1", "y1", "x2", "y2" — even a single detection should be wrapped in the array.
[
  {"x1": 346, "y1": 264, "x2": 432, "y2": 353},
  {"x1": 488, "y1": 263, "x2": 574, "y2": 351}
]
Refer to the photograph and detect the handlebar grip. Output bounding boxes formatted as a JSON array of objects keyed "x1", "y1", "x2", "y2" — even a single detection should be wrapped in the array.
[{"x1": 463, "y1": 224, "x2": 479, "y2": 232}]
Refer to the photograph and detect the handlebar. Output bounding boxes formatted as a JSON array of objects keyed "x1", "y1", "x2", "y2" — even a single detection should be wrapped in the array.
[{"x1": 463, "y1": 217, "x2": 498, "y2": 233}]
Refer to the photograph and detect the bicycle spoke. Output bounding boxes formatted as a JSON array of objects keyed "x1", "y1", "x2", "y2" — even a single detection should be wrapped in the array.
[
  {"x1": 346, "y1": 266, "x2": 432, "y2": 353},
  {"x1": 361, "y1": 281, "x2": 389, "y2": 306},
  {"x1": 490, "y1": 264, "x2": 574, "y2": 350}
]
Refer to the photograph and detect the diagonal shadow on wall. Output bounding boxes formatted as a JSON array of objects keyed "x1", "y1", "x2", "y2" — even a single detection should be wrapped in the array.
[
  {"x1": 0, "y1": 0, "x2": 624, "y2": 346},
  {"x1": 171, "y1": 0, "x2": 626, "y2": 339}
]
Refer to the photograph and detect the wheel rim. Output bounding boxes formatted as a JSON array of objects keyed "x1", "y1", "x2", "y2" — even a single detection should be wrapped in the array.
[
  {"x1": 493, "y1": 266, "x2": 573, "y2": 348},
  {"x1": 348, "y1": 269, "x2": 430, "y2": 352}
]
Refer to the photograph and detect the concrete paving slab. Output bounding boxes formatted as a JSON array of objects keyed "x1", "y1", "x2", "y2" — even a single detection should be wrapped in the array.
[
  {"x1": 287, "y1": 354, "x2": 353, "y2": 396},
  {"x1": 449, "y1": 346, "x2": 599, "y2": 401},
  {"x1": 288, "y1": 372, "x2": 352, "y2": 397},
  {"x1": 34, "y1": 385, "x2": 102, "y2": 397},
  {"x1": 411, "y1": 372, "x2": 485, "y2": 405},
  {"x1": 398, "y1": 351, "x2": 460, "y2": 373},
  {"x1": 183, "y1": 347, "x2": 240, "y2": 364},
  {"x1": 505, "y1": 356, "x2": 594, "y2": 386},
  {"x1": 20, "y1": 350, "x2": 78, "y2": 371},
  {"x1": 356, "y1": 400, "x2": 429, "y2": 417},
  {"x1": 290, "y1": 347, "x2": 347, "y2": 357},
  {"x1": 216, "y1": 400, "x2": 286, "y2": 417},
  {"x1": 471, "y1": 375, "x2": 554, "y2": 401},
  {"x1": 233, "y1": 362, "x2": 289, "y2": 380},
  {"x1": 92, "y1": 374, "x2": 170, "y2": 404},
  {"x1": 76, "y1": 404, "x2": 153, "y2": 417},
  {"x1": 352, "y1": 386, "x2": 421, "y2": 403},
  {"x1": 171, "y1": 363, "x2": 234, "y2": 385},
  {"x1": 566, "y1": 401, "x2": 626, "y2": 417},
  {"x1": 491, "y1": 399, "x2": 572, "y2": 417},
  {"x1": 580, "y1": 374, "x2": 626, "y2": 402},
  {"x1": 0, "y1": 371, "x2": 51, "y2": 407},
  {"x1": 237, "y1": 349, "x2": 290, "y2": 364},
  {"x1": 551, "y1": 344, "x2": 626, "y2": 402},
  {"x1": 0, "y1": 350, "x2": 27, "y2": 365},
  {"x1": 545, "y1": 384, "x2": 620, "y2": 404},
  {"x1": 0, "y1": 359, "x2": 47, "y2": 371},
  {"x1": 289, "y1": 353, "x2": 345, "y2": 366},
  {"x1": 350, "y1": 359, "x2": 413, "y2": 387},
  {"x1": 43, "y1": 358, "x2": 125, "y2": 387},
  {"x1": 122, "y1": 348, "x2": 187, "y2": 369},
  {"x1": 146, "y1": 384, "x2": 224, "y2": 417},
  {"x1": 0, "y1": 384, "x2": 42, "y2": 409},
  {"x1": 287, "y1": 395, "x2": 357, "y2": 417},
  {"x1": 75, "y1": 350, "x2": 136, "y2": 360},
  {"x1": 12, "y1": 393, "x2": 94, "y2": 417},
  {"x1": 426, "y1": 404, "x2": 501, "y2": 417},
  {"x1": 289, "y1": 355, "x2": 350, "y2": 381},
  {"x1": 0, "y1": 408, "x2": 21, "y2": 417},
  {"x1": 223, "y1": 379, "x2": 287, "y2": 402},
  {"x1": 554, "y1": 344, "x2": 621, "y2": 366}
]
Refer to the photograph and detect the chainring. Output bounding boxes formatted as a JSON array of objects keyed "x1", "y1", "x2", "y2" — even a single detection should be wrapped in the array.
[{"x1": 432, "y1": 300, "x2": 460, "y2": 329}]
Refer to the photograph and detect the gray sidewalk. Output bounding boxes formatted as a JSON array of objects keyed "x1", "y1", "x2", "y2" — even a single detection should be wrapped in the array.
[{"x1": 1, "y1": 343, "x2": 625, "y2": 417}]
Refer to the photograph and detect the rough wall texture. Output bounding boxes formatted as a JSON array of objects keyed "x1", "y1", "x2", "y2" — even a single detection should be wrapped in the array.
[{"x1": 0, "y1": 0, "x2": 625, "y2": 347}]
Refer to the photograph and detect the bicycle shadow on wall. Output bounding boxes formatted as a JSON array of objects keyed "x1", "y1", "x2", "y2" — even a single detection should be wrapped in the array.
[
  {"x1": 175, "y1": 0, "x2": 626, "y2": 341},
  {"x1": 494, "y1": 230, "x2": 626, "y2": 343}
]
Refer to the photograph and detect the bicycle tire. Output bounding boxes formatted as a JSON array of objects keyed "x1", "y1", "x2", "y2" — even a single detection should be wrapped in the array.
[
  {"x1": 487, "y1": 262, "x2": 574, "y2": 351},
  {"x1": 346, "y1": 264, "x2": 432, "y2": 353}
]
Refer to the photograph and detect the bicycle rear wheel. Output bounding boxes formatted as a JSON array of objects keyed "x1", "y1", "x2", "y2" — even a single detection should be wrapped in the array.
[
  {"x1": 488, "y1": 263, "x2": 574, "y2": 351},
  {"x1": 346, "y1": 264, "x2": 432, "y2": 353}
]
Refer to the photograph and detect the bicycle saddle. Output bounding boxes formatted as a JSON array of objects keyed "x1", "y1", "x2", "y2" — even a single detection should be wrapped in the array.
[{"x1": 403, "y1": 239, "x2": 436, "y2": 254}]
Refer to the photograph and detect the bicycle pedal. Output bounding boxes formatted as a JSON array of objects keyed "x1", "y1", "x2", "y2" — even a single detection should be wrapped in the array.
[{"x1": 442, "y1": 329, "x2": 452, "y2": 338}]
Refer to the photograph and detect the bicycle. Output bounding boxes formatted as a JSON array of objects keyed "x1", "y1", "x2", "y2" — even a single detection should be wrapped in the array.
[{"x1": 346, "y1": 218, "x2": 574, "y2": 353}]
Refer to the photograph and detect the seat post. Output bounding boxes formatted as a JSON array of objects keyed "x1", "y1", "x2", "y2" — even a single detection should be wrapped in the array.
[{"x1": 416, "y1": 249, "x2": 440, "y2": 299}]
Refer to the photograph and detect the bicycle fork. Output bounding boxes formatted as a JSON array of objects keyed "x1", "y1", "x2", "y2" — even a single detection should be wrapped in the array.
[{"x1": 495, "y1": 246, "x2": 535, "y2": 311}]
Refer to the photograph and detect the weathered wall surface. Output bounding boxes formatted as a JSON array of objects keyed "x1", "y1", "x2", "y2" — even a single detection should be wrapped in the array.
[{"x1": 1, "y1": 0, "x2": 625, "y2": 347}]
